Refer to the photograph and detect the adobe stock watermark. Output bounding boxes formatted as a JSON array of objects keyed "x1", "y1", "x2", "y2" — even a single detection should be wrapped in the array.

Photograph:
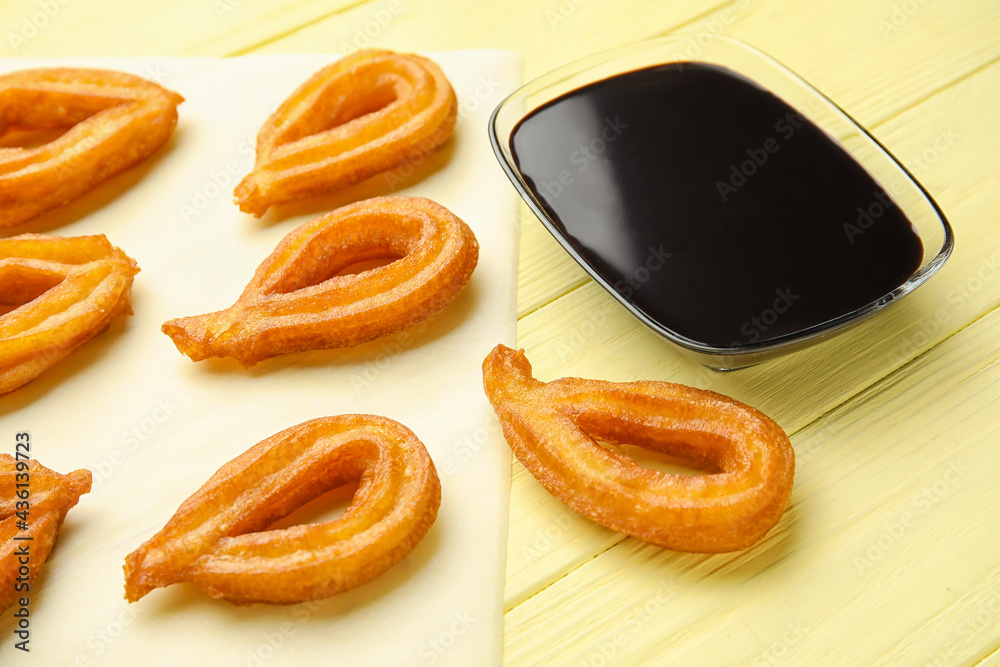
[
  {"x1": 673, "y1": 1, "x2": 753, "y2": 65},
  {"x1": 533, "y1": 116, "x2": 629, "y2": 203},
  {"x1": 732, "y1": 287, "x2": 800, "y2": 345},
  {"x1": 62, "y1": 602, "x2": 141, "y2": 666},
  {"x1": 213, "y1": 0, "x2": 244, "y2": 20},
  {"x1": 945, "y1": 249, "x2": 1000, "y2": 311},
  {"x1": 179, "y1": 136, "x2": 255, "y2": 224},
  {"x1": 233, "y1": 600, "x2": 324, "y2": 666},
  {"x1": 348, "y1": 316, "x2": 436, "y2": 393},
  {"x1": 552, "y1": 300, "x2": 618, "y2": 362},
  {"x1": 843, "y1": 126, "x2": 959, "y2": 244},
  {"x1": 382, "y1": 72, "x2": 503, "y2": 191},
  {"x1": 853, "y1": 459, "x2": 969, "y2": 576},
  {"x1": 614, "y1": 246, "x2": 673, "y2": 300},
  {"x1": 576, "y1": 579, "x2": 678, "y2": 667},
  {"x1": 544, "y1": 0, "x2": 590, "y2": 31},
  {"x1": 237, "y1": 622, "x2": 298, "y2": 667},
  {"x1": 749, "y1": 620, "x2": 810, "y2": 666},
  {"x1": 923, "y1": 587, "x2": 1000, "y2": 667},
  {"x1": 905, "y1": 126, "x2": 959, "y2": 178},
  {"x1": 405, "y1": 610, "x2": 475, "y2": 666},
  {"x1": 716, "y1": 112, "x2": 806, "y2": 202},
  {"x1": 90, "y1": 397, "x2": 179, "y2": 490},
  {"x1": 794, "y1": 417, "x2": 848, "y2": 466},
  {"x1": 380, "y1": 126, "x2": 452, "y2": 191},
  {"x1": 336, "y1": 0, "x2": 405, "y2": 54},
  {"x1": 877, "y1": 0, "x2": 930, "y2": 40},
  {"x1": 518, "y1": 511, "x2": 573, "y2": 565},
  {"x1": 7, "y1": 0, "x2": 72, "y2": 53},
  {"x1": 842, "y1": 189, "x2": 898, "y2": 244},
  {"x1": 436, "y1": 416, "x2": 505, "y2": 478},
  {"x1": 136, "y1": 62, "x2": 170, "y2": 87},
  {"x1": 955, "y1": 588, "x2": 1000, "y2": 643},
  {"x1": 551, "y1": 245, "x2": 671, "y2": 359},
  {"x1": 886, "y1": 246, "x2": 999, "y2": 366},
  {"x1": 51, "y1": 115, "x2": 123, "y2": 166}
]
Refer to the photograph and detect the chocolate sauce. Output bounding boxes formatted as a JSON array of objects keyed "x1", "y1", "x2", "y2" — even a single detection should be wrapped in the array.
[{"x1": 510, "y1": 63, "x2": 923, "y2": 347}]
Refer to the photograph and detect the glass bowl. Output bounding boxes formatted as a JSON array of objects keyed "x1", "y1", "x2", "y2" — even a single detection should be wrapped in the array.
[{"x1": 489, "y1": 35, "x2": 953, "y2": 369}]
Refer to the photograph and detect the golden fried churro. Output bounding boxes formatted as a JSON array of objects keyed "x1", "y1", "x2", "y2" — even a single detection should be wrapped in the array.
[
  {"x1": 162, "y1": 196, "x2": 477, "y2": 367},
  {"x1": 0, "y1": 234, "x2": 139, "y2": 396},
  {"x1": 0, "y1": 67, "x2": 183, "y2": 228},
  {"x1": 482, "y1": 345, "x2": 795, "y2": 553},
  {"x1": 234, "y1": 49, "x2": 457, "y2": 216},
  {"x1": 1, "y1": 454, "x2": 92, "y2": 611},
  {"x1": 124, "y1": 415, "x2": 441, "y2": 605}
]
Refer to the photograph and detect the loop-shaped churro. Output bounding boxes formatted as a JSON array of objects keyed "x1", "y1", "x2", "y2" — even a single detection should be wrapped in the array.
[
  {"x1": 482, "y1": 345, "x2": 795, "y2": 553},
  {"x1": 1, "y1": 455, "x2": 92, "y2": 611},
  {"x1": 162, "y1": 196, "x2": 478, "y2": 367},
  {"x1": 124, "y1": 415, "x2": 441, "y2": 605},
  {"x1": 0, "y1": 67, "x2": 183, "y2": 228},
  {"x1": 234, "y1": 49, "x2": 457, "y2": 216},
  {"x1": 0, "y1": 234, "x2": 139, "y2": 396}
]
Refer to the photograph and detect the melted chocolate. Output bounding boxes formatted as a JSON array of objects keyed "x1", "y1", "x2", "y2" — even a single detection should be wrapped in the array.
[{"x1": 511, "y1": 63, "x2": 923, "y2": 347}]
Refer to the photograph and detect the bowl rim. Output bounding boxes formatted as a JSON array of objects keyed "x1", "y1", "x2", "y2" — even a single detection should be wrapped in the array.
[{"x1": 488, "y1": 34, "x2": 954, "y2": 363}]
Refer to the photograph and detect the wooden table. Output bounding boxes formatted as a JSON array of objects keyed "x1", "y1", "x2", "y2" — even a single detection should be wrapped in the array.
[{"x1": 5, "y1": 0, "x2": 999, "y2": 664}]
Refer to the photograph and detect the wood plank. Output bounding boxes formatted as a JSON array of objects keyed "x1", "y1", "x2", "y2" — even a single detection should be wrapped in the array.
[
  {"x1": 505, "y1": 299, "x2": 1000, "y2": 665},
  {"x1": 249, "y1": 0, "x2": 732, "y2": 78},
  {"x1": 0, "y1": 0, "x2": 366, "y2": 57},
  {"x1": 504, "y1": 56, "x2": 1000, "y2": 613},
  {"x1": 979, "y1": 648, "x2": 1000, "y2": 667},
  {"x1": 517, "y1": 206, "x2": 588, "y2": 319}
]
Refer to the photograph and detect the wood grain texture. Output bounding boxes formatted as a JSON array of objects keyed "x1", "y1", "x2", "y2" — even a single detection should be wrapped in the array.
[
  {"x1": 3, "y1": 0, "x2": 999, "y2": 664},
  {"x1": 0, "y1": 0, "x2": 366, "y2": 57},
  {"x1": 502, "y1": 12, "x2": 1000, "y2": 662},
  {"x1": 506, "y1": 301, "x2": 1000, "y2": 666}
]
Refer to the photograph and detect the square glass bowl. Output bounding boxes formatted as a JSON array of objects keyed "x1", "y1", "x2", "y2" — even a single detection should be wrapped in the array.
[{"x1": 489, "y1": 36, "x2": 953, "y2": 369}]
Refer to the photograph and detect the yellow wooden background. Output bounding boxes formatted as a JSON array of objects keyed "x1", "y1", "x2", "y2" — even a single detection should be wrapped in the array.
[{"x1": 4, "y1": 0, "x2": 999, "y2": 664}]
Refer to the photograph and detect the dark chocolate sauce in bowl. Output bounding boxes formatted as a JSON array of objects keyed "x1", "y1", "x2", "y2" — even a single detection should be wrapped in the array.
[{"x1": 509, "y1": 63, "x2": 924, "y2": 350}]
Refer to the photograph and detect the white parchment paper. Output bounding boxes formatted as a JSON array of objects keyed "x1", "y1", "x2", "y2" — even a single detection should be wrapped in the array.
[{"x1": 0, "y1": 50, "x2": 521, "y2": 666}]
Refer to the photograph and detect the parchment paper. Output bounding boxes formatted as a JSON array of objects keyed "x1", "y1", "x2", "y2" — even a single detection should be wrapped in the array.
[{"x1": 0, "y1": 50, "x2": 521, "y2": 666}]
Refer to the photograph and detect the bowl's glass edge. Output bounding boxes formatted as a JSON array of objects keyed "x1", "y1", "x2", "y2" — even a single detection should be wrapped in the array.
[{"x1": 487, "y1": 35, "x2": 954, "y2": 366}]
